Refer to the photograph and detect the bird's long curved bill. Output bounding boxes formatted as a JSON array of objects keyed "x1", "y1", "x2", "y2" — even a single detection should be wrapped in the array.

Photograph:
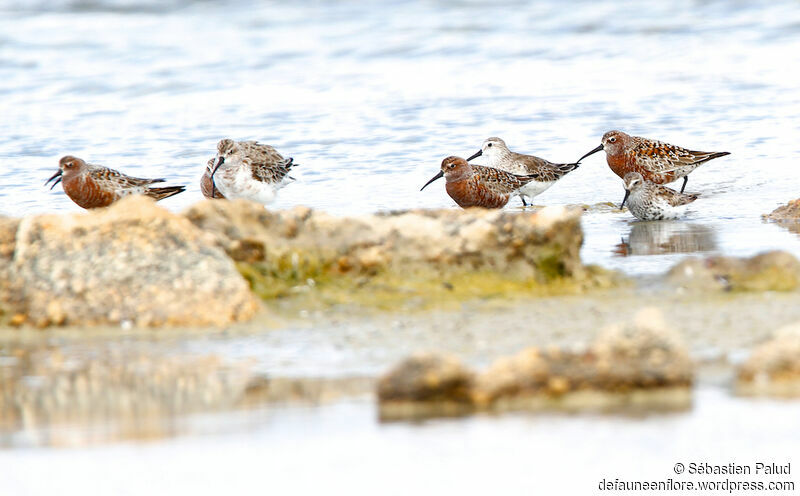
[
  {"x1": 420, "y1": 171, "x2": 444, "y2": 191},
  {"x1": 620, "y1": 190, "x2": 630, "y2": 210},
  {"x1": 45, "y1": 170, "x2": 62, "y2": 190},
  {"x1": 577, "y1": 144, "x2": 604, "y2": 163},
  {"x1": 466, "y1": 149, "x2": 482, "y2": 162},
  {"x1": 209, "y1": 157, "x2": 224, "y2": 197}
]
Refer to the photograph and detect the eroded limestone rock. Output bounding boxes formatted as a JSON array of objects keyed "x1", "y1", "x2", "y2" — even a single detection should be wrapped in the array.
[
  {"x1": 11, "y1": 196, "x2": 259, "y2": 327},
  {"x1": 378, "y1": 309, "x2": 693, "y2": 419},
  {"x1": 474, "y1": 308, "x2": 692, "y2": 408},
  {"x1": 184, "y1": 200, "x2": 601, "y2": 304},
  {"x1": 377, "y1": 352, "x2": 475, "y2": 419},
  {"x1": 666, "y1": 251, "x2": 800, "y2": 292},
  {"x1": 0, "y1": 216, "x2": 20, "y2": 319},
  {"x1": 764, "y1": 199, "x2": 800, "y2": 222},
  {"x1": 737, "y1": 322, "x2": 800, "y2": 397},
  {"x1": 185, "y1": 200, "x2": 584, "y2": 277}
]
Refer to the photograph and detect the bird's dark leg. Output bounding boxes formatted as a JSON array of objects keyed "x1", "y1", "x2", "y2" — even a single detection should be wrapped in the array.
[
  {"x1": 680, "y1": 176, "x2": 688, "y2": 193},
  {"x1": 521, "y1": 197, "x2": 528, "y2": 207}
]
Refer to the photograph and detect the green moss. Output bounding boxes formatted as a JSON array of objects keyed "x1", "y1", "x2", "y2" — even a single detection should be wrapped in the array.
[
  {"x1": 728, "y1": 268, "x2": 800, "y2": 292},
  {"x1": 236, "y1": 251, "x2": 623, "y2": 314}
]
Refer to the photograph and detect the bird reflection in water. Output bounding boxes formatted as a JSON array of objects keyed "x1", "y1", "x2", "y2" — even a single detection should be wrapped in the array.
[{"x1": 614, "y1": 222, "x2": 717, "y2": 257}]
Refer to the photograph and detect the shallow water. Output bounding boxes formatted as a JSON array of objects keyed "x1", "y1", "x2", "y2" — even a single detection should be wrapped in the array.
[
  {"x1": 2, "y1": 0, "x2": 800, "y2": 275},
  {"x1": 2, "y1": 390, "x2": 799, "y2": 494}
]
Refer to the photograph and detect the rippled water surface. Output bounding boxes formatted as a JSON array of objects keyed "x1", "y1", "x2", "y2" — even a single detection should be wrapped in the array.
[{"x1": 3, "y1": 0, "x2": 800, "y2": 274}]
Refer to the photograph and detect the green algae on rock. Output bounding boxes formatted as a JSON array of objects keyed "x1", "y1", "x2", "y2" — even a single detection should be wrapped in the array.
[
  {"x1": 736, "y1": 322, "x2": 800, "y2": 397},
  {"x1": 666, "y1": 251, "x2": 800, "y2": 292},
  {"x1": 184, "y1": 200, "x2": 617, "y2": 310},
  {"x1": 378, "y1": 308, "x2": 693, "y2": 420},
  {"x1": 9, "y1": 196, "x2": 259, "y2": 327}
]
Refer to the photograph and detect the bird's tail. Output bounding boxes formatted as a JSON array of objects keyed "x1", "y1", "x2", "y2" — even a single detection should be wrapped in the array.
[
  {"x1": 148, "y1": 185, "x2": 186, "y2": 201},
  {"x1": 284, "y1": 157, "x2": 298, "y2": 181},
  {"x1": 693, "y1": 151, "x2": 730, "y2": 165}
]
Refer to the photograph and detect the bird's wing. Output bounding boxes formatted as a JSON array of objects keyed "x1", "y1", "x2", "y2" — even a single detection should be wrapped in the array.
[
  {"x1": 473, "y1": 165, "x2": 538, "y2": 194},
  {"x1": 512, "y1": 154, "x2": 579, "y2": 182},
  {"x1": 654, "y1": 183, "x2": 699, "y2": 207},
  {"x1": 631, "y1": 138, "x2": 728, "y2": 174},
  {"x1": 243, "y1": 142, "x2": 296, "y2": 183},
  {"x1": 88, "y1": 164, "x2": 165, "y2": 190}
]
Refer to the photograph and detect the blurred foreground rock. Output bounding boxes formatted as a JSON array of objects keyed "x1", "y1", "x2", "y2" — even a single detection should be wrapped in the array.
[
  {"x1": 7, "y1": 196, "x2": 259, "y2": 327},
  {"x1": 378, "y1": 308, "x2": 693, "y2": 420},
  {"x1": 666, "y1": 251, "x2": 800, "y2": 292},
  {"x1": 0, "y1": 217, "x2": 20, "y2": 318},
  {"x1": 377, "y1": 353, "x2": 475, "y2": 418},
  {"x1": 737, "y1": 322, "x2": 800, "y2": 397}
]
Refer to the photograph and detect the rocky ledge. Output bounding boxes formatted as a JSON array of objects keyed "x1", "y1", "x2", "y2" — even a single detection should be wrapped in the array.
[
  {"x1": 0, "y1": 198, "x2": 604, "y2": 327},
  {"x1": 666, "y1": 251, "x2": 800, "y2": 292},
  {"x1": 763, "y1": 199, "x2": 800, "y2": 237},
  {"x1": 378, "y1": 308, "x2": 693, "y2": 420},
  {"x1": 1, "y1": 196, "x2": 259, "y2": 327},
  {"x1": 764, "y1": 199, "x2": 800, "y2": 222},
  {"x1": 736, "y1": 322, "x2": 800, "y2": 397}
]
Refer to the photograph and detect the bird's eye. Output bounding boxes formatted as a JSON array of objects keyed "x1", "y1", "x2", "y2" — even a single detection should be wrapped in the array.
[
  {"x1": 65, "y1": 162, "x2": 73, "y2": 168},
  {"x1": 449, "y1": 164, "x2": 455, "y2": 169},
  {"x1": 487, "y1": 143, "x2": 493, "y2": 148},
  {"x1": 609, "y1": 137, "x2": 616, "y2": 143}
]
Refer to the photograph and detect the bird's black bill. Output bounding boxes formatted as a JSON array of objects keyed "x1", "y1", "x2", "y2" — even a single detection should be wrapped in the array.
[
  {"x1": 420, "y1": 171, "x2": 444, "y2": 191},
  {"x1": 45, "y1": 170, "x2": 63, "y2": 190},
  {"x1": 210, "y1": 156, "x2": 224, "y2": 197},
  {"x1": 620, "y1": 190, "x2": 630, "y2": 210},
  {"x1": 577, "y1": 144, "x2": 604, "y2": 163},
  {"x1": 466, "y1": 150, "x2": 482, "y2": 162}
]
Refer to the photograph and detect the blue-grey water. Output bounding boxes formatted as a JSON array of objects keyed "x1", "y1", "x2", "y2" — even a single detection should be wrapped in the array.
[
  {"x1": 2, "y1": 1, "x2": 800, "y2": 492},
  {"x1": 2, "y1": 0, "x2": 800, "y2": 275}
]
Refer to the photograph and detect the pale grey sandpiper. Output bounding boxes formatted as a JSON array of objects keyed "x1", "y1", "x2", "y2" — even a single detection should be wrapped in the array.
[
  {"x1": 620, "y1": 171, "x2": 698, "y2": 221},
  {"x1": 466, "y1": 137, "x2": 579, "y2": 207},
  {"x1": 210, "y1": 139, "x2": 297, "y2": 204}
]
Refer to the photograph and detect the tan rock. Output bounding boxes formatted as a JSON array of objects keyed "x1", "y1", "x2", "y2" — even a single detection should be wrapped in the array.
[
  {"x1": 377, "y1": 352, "x2": 475, "y2": 420},
  {"x1": 591, "y1": 307, "x2": 693, "y2": 390},
  {"x1": 764, "y1": 199, "x2": 800, "y2": 222},
  {"x1": 667, "y1": 251, "x2": 800, "y2": 292},
  {"x1": 0, "y1": 216, "x2": 21, "y2": 318},
  {"x1": 377, "y1": 352, "x2": 474, "y2": 403},
  {"x1": 184, "y1": 200, "x2": 586, "y2": 281},
  {"x1": 737, "y1": 322, "x2": 800, "y2": 397},
  {"x1": 382, "y1": 309, "x2": 693, "y2": 419},
  {"x1": 12, "y1": 196, "x2": 259, "y2": 327}
]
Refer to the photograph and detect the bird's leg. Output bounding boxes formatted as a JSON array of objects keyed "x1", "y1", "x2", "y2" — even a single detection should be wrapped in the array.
[
  {"x1": 521, "y1": 197, "x2": 528, "y2": 207},
  {"x1": 680, "y1": 176, "x2": 688, "y2": 193}
]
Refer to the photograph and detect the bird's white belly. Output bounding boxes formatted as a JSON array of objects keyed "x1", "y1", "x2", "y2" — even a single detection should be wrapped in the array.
[
  {"x1": 518, "y1": 180, "x2": 555, "y2": 199},
  {"x1": 217, "y1": 167, "x2": 278, "y2": 204}
]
